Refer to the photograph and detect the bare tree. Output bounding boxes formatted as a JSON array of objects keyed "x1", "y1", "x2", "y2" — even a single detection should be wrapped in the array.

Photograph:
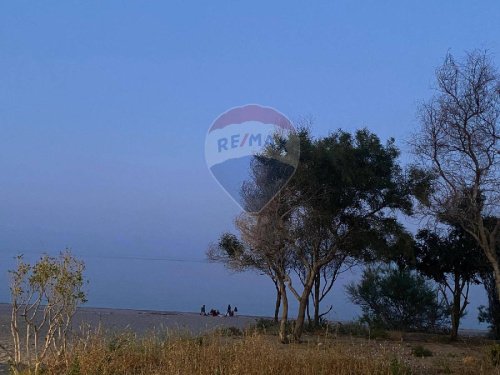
[
  {"x1": 237, "y1": 195, "x2": 294, "y2": 343},
  {"x1": 412, "y1": 50, "x2": 500, "y2": 299},
  {"x1": 208, "y1": 186, "x2": 296, "y2": 343},
  {"x1": 207, "y1": 232, "x2": 283, "y2": 323},
  {"x1": 294, "y1": 255, "x2": 357, "y2": 327}
]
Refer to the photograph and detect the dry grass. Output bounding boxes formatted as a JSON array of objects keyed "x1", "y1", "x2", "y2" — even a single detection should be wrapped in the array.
[
  {"x1": 31, "y1": 330, "x2": 409, "y2": 375},
  {"x1": 13, "y1": 328, "x2": 500, "y2": 375}
]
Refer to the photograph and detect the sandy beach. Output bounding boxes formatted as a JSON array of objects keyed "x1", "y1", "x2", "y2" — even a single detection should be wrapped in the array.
[
  {"x1": 0, "y1": 303, "x2": 259, "y2": 371},
  {"x1": 0, "y1": 303, "x2": 258, "y2": 336}
]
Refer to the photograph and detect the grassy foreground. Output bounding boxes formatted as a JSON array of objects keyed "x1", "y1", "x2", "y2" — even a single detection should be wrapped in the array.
[
  {"x1": 24, "y1": 332, "x2": 408, "y2": 375},
  {"x1": 13, "y1": 325, "x2": 500, "y2": 375}
]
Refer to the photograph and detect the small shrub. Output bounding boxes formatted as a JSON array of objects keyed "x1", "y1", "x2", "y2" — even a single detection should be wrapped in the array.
[
  {"x1": 412, "y1": 345, "x2": 433, "y2": 358},
  {"x1": 67, "y1": 358, "x2": 81, "y2": 375},
  {"x1": 490, "y1": 343, "x2": 500, "y2": 366},
  {"x1": 255, "y1": 318, "x2": 277, "y2": 330},
  {"x1": 389, "y1": 358, "x2": 412, "y2": 375},
  {"x1": 107, "y1": 332, "x2": 134, "y2": 352},
  {"x1": 369, "y1": 327, "x2": 389, "y2": 340},
  {"x1": 332, "y1": 321, "x2": 370, "y2": 337},
  {"x1": 251, "y1": 318, "x2": 293, "y2": 336},
  {"x1": 196, "y1": 336, "x2": 204, "y2": 346},
  {"x1": 439, "y1": 363, "x2": 452, "y2": 374},
  {"x1": 214, "y1": 326, "x2": 243, "y2": 336}
]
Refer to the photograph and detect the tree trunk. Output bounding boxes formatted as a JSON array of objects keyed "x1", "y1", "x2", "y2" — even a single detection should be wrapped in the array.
[
  {"x1": 278, "y1": 280, "x2": 289, "y2": 344},
  {"x1": 274, "y1": 284, "x2": 281, "y2": 323},
  {"x1": 477, "y1": 219, "x2": 500, "y2": 302},
  {"x1": 481, "y1": 245, "x2": 500, "y2": 303},
  {"x1": 293, "y1": 282, "x2": 313, "y2": 342},
  {"x1": 306, "y1": 297, "x2": 311, "y2": 326},
  {"x1": 313, "y1": 272, "x2": 320, "y2": 327},
  {"x1": 490, "y1": 261, "x2": 500, "y2": 303},
  {"x1": 450, "y1": 276, "x2": 461, "y2": 340}
]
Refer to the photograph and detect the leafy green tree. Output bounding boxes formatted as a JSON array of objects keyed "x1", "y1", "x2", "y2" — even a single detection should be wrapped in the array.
[
  {"x1": 210, "y1": 128, "x2": 417, "y2": 343},
  {"x1": 347, "y1": 265, "x2": 448, "y2": 331},
  {"x1": 285, "y1": 129, "x2": 415, "y2": 341},
  {"x1": 413, "y1": 226, "x2": 484, "y2": 339}
]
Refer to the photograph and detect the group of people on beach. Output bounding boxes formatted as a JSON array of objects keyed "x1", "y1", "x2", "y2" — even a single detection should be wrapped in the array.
[{"x1": 200, "y1": 304, "x2": 238, "y2": 317}]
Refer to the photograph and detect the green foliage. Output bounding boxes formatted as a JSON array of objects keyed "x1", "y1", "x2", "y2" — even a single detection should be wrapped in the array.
[
  {"x1": 478, "y1": 298, "x2": 500, "y2": 339},
  {"x1": 411, "y1": 225, "x2": 486, "y2": 339},
  {"x1": 214, "y1": 326, "x2": 243, "y2": 336},
  {"x1": 413, "y1": 226, "x2": 484, "y2": 286},
  {"x1": 7, "y1": 250, "x2": 87, "y2": 374},
  {"x1": 10, "y1": 251, "x2": 87, "y2": 308},
  {"x1": 211, "y1": 127, "x2": 423, "y2": 342},
  {"x1": 347, "y1": 265, "x2": 448, "y2": 331},
  {"x1": 293, "y1": 129, "x2": 415, "y2": 254},
  {"x1": 412, "y1": 345, "x2": 433, "y2": 357},
  {"x1": 331, "y1": 321, "x2": 370, "y2": 337},
  {"x1": 489, "y1": 343, "x2": 500, "y2": 366},
  {"x1": 67, "y1": 358, "x2": 81, "y2": 375},
  {"x1": 369, "y1": 327, "x2": 389, "y2": 340},
  {"x1": 255, "y1": 318, "x2": 277, "y2": 330},
  {"x1": 218, "y1": 233, "x2": 245, "y2": 258},
  {"x1": 251, "y1": 318, "x2": 293, "y2": 336},
  {"x1": 108, "y1": 333, "x2": 134, "y2": 352},
  {"x1": 389, "y1": 358, "x2": 413, "y2": 375}
]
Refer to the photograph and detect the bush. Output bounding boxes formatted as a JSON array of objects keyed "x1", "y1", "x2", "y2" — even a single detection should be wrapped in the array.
[
  {"x1": 255, "y1": 318, "x2": 277, "y2": 330},
  {"x1": 369, "y1": 327, "x2": 389, "y2": 340},
  {"x1": 389, "y1": 358, "x2": 413, "y2": 375},
  {"x1": 214, "y1": 326, "x2": 243, "y2": 336},
  {"x1": 331, "y1": 321, "x2": 370, "y2": 337},
  {"x1": 412, "y1": 345, "x2": 433, "y2": 358},
  {"x1": 489, "y1": 343, "x2": 500, "y2": 366},
  {"x1": 347, "y1": 265, "x2": 448, "y2": 331}
]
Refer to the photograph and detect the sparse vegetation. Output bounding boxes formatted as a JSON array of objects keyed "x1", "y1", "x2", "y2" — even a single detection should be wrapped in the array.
[
  {"x1": 22, "y1": 331, "x2": 405, "y2": 375},
  {"x1": 490, "y1": 343, "x2": 500, "y2": 366},
  {"x1": 412, "y1": 345, "x2": 433, "y2": 357},
  {"x1": 2, "y1": 251, "x2": 87, "y2": 375},
  {"x1": 7, "y1": 328, "x2": 499, "y2": 375}
]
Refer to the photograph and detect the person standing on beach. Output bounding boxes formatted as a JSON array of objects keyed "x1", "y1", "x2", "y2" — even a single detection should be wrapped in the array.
[
  {"x1": 226, "y1": 304, "x2": 231, "y2": 317},
  {"x1": 200, "y1": 305, "x2": 206, "y2": 315}
]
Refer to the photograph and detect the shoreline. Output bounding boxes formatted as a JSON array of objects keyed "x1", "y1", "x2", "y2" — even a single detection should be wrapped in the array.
[{"x1": 0, "y1": 303, "x2": 489, "y2": 337}]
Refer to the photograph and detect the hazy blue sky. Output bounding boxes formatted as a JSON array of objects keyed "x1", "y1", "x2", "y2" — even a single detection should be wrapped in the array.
[{"x1": 1, "y1": 1, "x2": 499, "y2": 328}]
